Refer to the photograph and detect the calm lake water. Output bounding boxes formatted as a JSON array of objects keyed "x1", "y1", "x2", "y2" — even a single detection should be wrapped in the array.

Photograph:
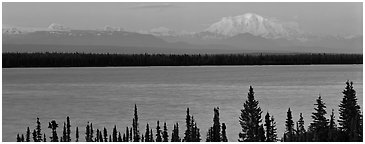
[{"x1": 2, "y1": 65, "x2": 363, "y2": 142}]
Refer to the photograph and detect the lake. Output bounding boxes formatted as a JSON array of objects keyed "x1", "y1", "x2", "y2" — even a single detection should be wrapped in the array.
[{"x1": 2, "y1": 65, "x2": 363, "y2": 142}]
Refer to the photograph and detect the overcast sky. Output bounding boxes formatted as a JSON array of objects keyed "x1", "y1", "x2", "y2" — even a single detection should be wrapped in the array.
[{"x1": 2, "y1": 2, "x2": 363, "y2": 35}]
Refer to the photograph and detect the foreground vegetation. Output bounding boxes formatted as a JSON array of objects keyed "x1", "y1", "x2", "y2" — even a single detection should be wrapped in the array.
[
  {"x1": 16, "y1": 81, "x2": 362, "y2": 142},
  {"x1": 3, "y1": 52, "x2": 362, "y2": 68}
]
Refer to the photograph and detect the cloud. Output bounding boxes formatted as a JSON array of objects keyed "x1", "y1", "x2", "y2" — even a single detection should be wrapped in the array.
[{"x1": 130, "y1": 3, "x2": 178, "y2": 10}]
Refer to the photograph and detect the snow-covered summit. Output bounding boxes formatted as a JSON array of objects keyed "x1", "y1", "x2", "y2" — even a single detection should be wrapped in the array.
[{"x1": 205, "y1": 13, "x2": 303, "y2": 40}]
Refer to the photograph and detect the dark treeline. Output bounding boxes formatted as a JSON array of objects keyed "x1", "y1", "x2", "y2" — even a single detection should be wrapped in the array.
[
  {"x1": 3, "y1": 52, "x2": 362, "y2": 68},
  {"x1": 16, "y1": 81, "x2": 362, "y2": 142}
]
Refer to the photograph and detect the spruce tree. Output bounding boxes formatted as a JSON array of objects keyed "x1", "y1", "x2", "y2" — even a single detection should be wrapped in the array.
[
  {"x1": 17, "y1": 133, "x2": 21, "y2": 142},
  {"x1": 163, "y1": 122, "x2": 169, "y2": 142},
  {"x1": 90, "y1": 123, "x2": 94, "y2": 142},
  {"x1": 21, "y1": 134, "x2": 25, "y2": 142},
  {"x1": 206, "y1": 127, "x2": 212, "y2": 142},
  {"x1": 145, "y1": 123, "x2": 150, "y2": 142},
  {"x1": 48, "y1": 120, "x2": 59, "y2": 142},
  {"x1": 212, "y1": 107, "x2": 221, "y2": 142},
  {"x1": 258, "y1": 124, "x2": 265, "y2": 142},
  {"x1": 310, "y1": 95, "x2": 328, "y2": 142},
  {"x1": 239, "y1": 86, "x2": 262, "y2": 142},
  {"x1": 43, "y1": 133, "x2": 46, "y2": 142},
  {"x1": 129, "y1": 127, "x2": 133, "y2": 141},
  {"x1": 118, "y1": 132, "x2": 122, "y2": 142},
  {"x1": 264, "y1": 112, "x2": 273, "y2": 142},
  {"x1": 133, "y1": 104, "x2": 140, "y2": 142},
  {"x1": 113, "y1": 125, "x2": 117, "y2": 142},
  {"x1": 270, "y1": 116, "x2": 278, "y2": 142},
  {"x1": 96, "y1": 129, "x2": 100, "y2": 142},
  {"x1": 26, "y1": 127, "x2": 30, "y2": 142},
  {"x1": 103, "y1": 127, "x2": 108, "y2": 142},
  {"x1": 297, "y1": 113, "x2": 306, "y2": 141},
  {"x1": 85, "y1": 122, "x2": 90, "y2": 142},
  {"x1": 62, "y1": 122, "x2": 67, "y2": 142},
  {"x1": 76, "y1": 127, "x2": 79, "y2": 142},
  {"x1": 184, "y1": 108, "x2": 192, "y2": 142},
  {"x1": 66, "y1": 116, "x2": 71, "y2": 142},
  {"x1": 171, "y1": 122, "x2": 180, "y2": 142},
  {"x1": 221, "y1": 123, "x2": 228, "y2": 142},
  {"x1": 338, "y1": 81, "x2": 362, "y2": 141},
  {"x1": 125, "y1": 127, "x2": 128, "y2": 142},
  {"x1": 156, "y1": 120, "x2": 162, "y2": 142},
  {"x1": 32, "y1": 129, "x2": 37, "y2": 142},
  {"x1": 150, "y1": 129, "x2": 154, "y2": 142},
  {"x1": 123, "y1": 133, "x2": 126, "y2": 142},
  {"x1": 285, "y1": 108, "x2": 294, "y2": 142},
  {"x1": 36, "y1": 117, "x2": 42, "y2": 142},
  {"x1": 328, "y1": 109, "x2": 338, "y2": 142},
  {"x1": 109, "y1": 135, "x2": 112, "y2": 142}
]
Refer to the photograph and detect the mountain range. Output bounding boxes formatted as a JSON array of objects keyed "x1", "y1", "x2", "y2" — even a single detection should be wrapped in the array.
[{"x1": 3, "y1": 13, "x2": 362, "y2": 54}]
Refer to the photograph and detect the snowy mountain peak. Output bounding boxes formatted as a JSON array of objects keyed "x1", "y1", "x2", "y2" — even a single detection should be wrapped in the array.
[{"x1": 205, "y1": 13, "x2": 303, "y2": 40}]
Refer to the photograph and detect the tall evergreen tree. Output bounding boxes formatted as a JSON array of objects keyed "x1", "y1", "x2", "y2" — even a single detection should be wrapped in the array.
[
  {"x1": 113, "y1": 125, "x2": 117, "y2": 142},
  {"x1": 221, "y1": 123, "x2": 228, "y2": 142},
  {"x1": 239, "y1": 86, "x2": 262, "y2": 142},
  {"x1": 150, "y1": 129, "x2": 154, "y2": 142},
  {"x1": 264, "y1": 112, "x2": 274, "y2": 142},
  {"x1": 156, "y1": 120, "x2": 162, "y2": 142},
  {"x1": 145, "y1": 123, "x2": 150, "y2": 142},
  {"x1": 310, "y1": 95, "x2": 328, "y2": 142},
  {"x1": 43, "y1": 133, "x2": 46, "y2": 142},
  {"x1": 48, "y1": 120, "x2": 59, "y2": 142},
  {"x1": 62, "y1": 122, "x2": 67, "y2": 142},
  {"x1": 26, "y1": 127, "x2": 30, "y2": 142},
  {"x1": 90, "y1": 123, "x2": 94, "y2": 142},
  {"x1": 21, "y1": 134, "x2": 25, "y2": 142},
  {"x1": 123, "y1": 133, "x2": 126, "y2": 142},
  {"x1": 17, "y1": 133, "x2": 21, "y2": 142},
  {"x1": 133, "y1": 104, "x2": 140, "y2": 142},
  {"x1": 184, "y1": 108, "x2": 192, "y2": 142},
  {"x1": 125, "y1": 127, "x2": 129, "y2": 142},
  {"x1": 297, "y1": 113, "x2": 306, "y2": 142},
  {"x1": 36, "y1": 117, "x2": 42, "y2": 142},
  {"x1": 171, "y1": 122, "x2": 180, "y2": 142},
  {"x1": 75, "y1": 127, "x2": 79, "y2": 142},
  {"x1": 285, "y1": 108, "x2": 294, "y2": 142},
  {"x1": 258, "y1": 124, "x2": 266, "y2": 142},
  {"x1": 66, "y1": 116, "x2": 71, "y2": 142},
  {"x1": 95, "y1": 129, "x2": 100, "y2": 142},
  {"x1": 32, "y1": 129, "x2": 37, "y2": 142},
  {"x1": 328, "y1": 109, "x2": 338, "y2": 142},
  {"x1": 206, "y1": 127, "x2": 213, "y2": 142},
  {"x1": 338, "y1": 81, "x2": 362, "y2": 141},
  {"x1": 118, "y1": 132, "x2": 122, "y2": 142},
  {"x1": 129, "y1": 127, "x2": 133, "y2": 142},
  {"x1": 212, "y1": 107, "x2": 221, "y2": 142},
  {"x1": 163, "y1": 122, "x2": 169, "y2": 142},
  {"x1": 270, "y1": 116, "x2": 278, "y2": 142},
  {"x1": 103, "y1": 127, "x2": 108, "y2": 142},
  {"x1": 85, "y1": 122, "x2": 91, "y2": 142}
]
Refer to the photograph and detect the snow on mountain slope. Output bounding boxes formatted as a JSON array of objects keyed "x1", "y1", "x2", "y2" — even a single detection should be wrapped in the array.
[{"x1": 205, "y1": 13, "x2": 303, "y2": 40}]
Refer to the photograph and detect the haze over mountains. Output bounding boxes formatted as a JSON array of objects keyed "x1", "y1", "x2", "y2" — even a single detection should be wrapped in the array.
[{"x1": 3, "y1": 13, "x2": 362, "y2": 54}]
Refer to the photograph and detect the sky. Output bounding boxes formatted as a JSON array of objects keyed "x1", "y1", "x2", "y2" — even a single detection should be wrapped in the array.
[{"x1": 2, "y1": 2, "x2": 363, "y2": 35}]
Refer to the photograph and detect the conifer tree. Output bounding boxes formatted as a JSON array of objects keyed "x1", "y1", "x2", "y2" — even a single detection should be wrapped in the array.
[
  {"x1": 206, "y1": 127, "x2": 212, "y2": 142},
  {"x1": 221, "y1": 123, "x2": 228, "y2": 142},
  {"x1": 133, "y1": 104, "x2": 140, "y2": 142},
  {"x1": 48, "y1": 120, "x2": 59, "y2": 142},
  {"x1": 297, "y1": 113, "x2": 306, "y2": 141},
  {"x1": 118, "y1": 132, "x2": 122, "y2": 142},
  {"x1": 338, "y1": 81, "x2": 362, "y2": 141},
  {"x1": 62, "y1": 122, "x2": 67, "y2": 142},
  {"x1": 17, "y1": 133, "x2": 21, "y2": 142},
  {"x1": 109, "y1": 135, "x2": 112, "y2": 142},
  {"x1": 26, "y1": 127, "x2": 30, "y2": 142},
  {"x1": 85, "y1": 122, "x2": 91, "y2": 142},
  {"x1": 130, "y1": 127, "x2": 133, "y2": 141},
  {"x1": 36, "y1": 117, "x2": 42, "y2": 142},
  {"x1": 90, "y1": 123, "x2": 94, "y2": 142},
  {"x1": 21, "y1": 134, "x2": 25, "y2": 142},
  {"x1": 76, "y1": 127, "x2": 79, "y2": 142},
  {"x1": 270, "y1": 116, "x2": 278, "y2": 142},
  {"x1": 310, "y1": 95, "x2": 328, "y2": 142},
  {"x1": 125, "y1": 127, "x2": 129, "y2": 142},
  {"x1": 66, "y1": 116, "x2": 71, "y2": 142},
  {"x1": 113, "y1": 125, "x2": 117, "y2": 142},
  {"x1": 96, "y1": 129, "x2": 100, "y2": 142},
  {"x1": 328, "y1": 109, "x2": 338, "y2": 142},
  {"x1": 171, "y1": 122, "x2": 180, "y2": 142},
  {"x1": 145, "y1": 123, "x2": 150, "y2": 142},
  {"x1": 123, "y1": 133, "x2": 126, "y2": 142},
  {"x1": 156, "y1": 120, "x2": 162, "y2": 142},
  {"x1": 99, "y1": 130, "x2": 104, "y2": 142},
  {"x1": 239, "y1": 86, "x2": 262, "y2": 142},
  {"x1": 163, "y1": 122, "x2": 169, "y2": 142},
  {"x1": 150, "y1": 129, "x2": 154, "y2": 142},
  {"x1": 184, "y1": 108, "x2": 192, "y2": 142},
  {"x1": 264, "y1": 112, "x2": 273, "y2": 142},
  {"x1": 212, "y1": 107, "x2": 221, "y2": 142},
  {"x1": 43, "y1": 133, "x2": 46, "y2": 142},
  {"x1": 32, "y1": 129, "x2": 37, "y2": 142},
  {"x1": 141, "y1": 134, "x2": 144, "y2": 142},
  {"x1": 285, "y1": 108, "x2": 294, "y2": 142},
  {"x1": 103, "y1": 127, "x2": 108, "y2": 142}
]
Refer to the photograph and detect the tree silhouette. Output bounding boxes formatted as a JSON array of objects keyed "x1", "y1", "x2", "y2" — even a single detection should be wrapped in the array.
[
  {"x1": 221, "y1": 123, "x2": 228, "y2": 142},
  {"x1": 163, "y1": 122, "x2": 169, "y2": 142},
  {"x1": 297, "y1": 113, "x2": 306, "y2": 141},
  {"x1": 239, "y1": 86, "x2": 262, "y2": 142},
  {"x1": 285, "y1": 108, "x2": 294, "y2": 142},
  {"x1": 103, "y1": 127, "x2": 108, "y2": 142},
  {"x1": 212, "y1": 107, "x2": 221, "y2": 142},
  {"x1": 132, "y1": 104, "x2": 140, "y2": 142},
  {"x1": 113, "y1": 125, "x2": 117, "y2": 142},
  {"x1": 48, "y1": 120, "x2": 59, "y2": 142},
  {"x1": 66, "y1": 116, "x2": 71, "y2": 142},
  {"x1": 36, "y1": 117, "x2": 42, "y2": 142},
  {"x1": 75, "y1": 127, "x2": 79, "y2": 142},
  {"x1": 328, "y1": 109, "x2": 338, "y2": 141},
  {"x1": 26, "y1": 127, "x2": 30, "y2": 142},
  {"x1": 310, "y1": 95, "x2": 328, "y2": 141},
  {"x1": 156, "y1": 120, "x2": 162, "y2": 142},
  {"x1": 144, "y1": 123, "x2": 150, "y2": 142},
  {"x1": 171, "y1": 122, "x2": 181, "y2": 142},
  {"x1": 338, "y1": 81, "x2": 362, "y2": 141}
]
